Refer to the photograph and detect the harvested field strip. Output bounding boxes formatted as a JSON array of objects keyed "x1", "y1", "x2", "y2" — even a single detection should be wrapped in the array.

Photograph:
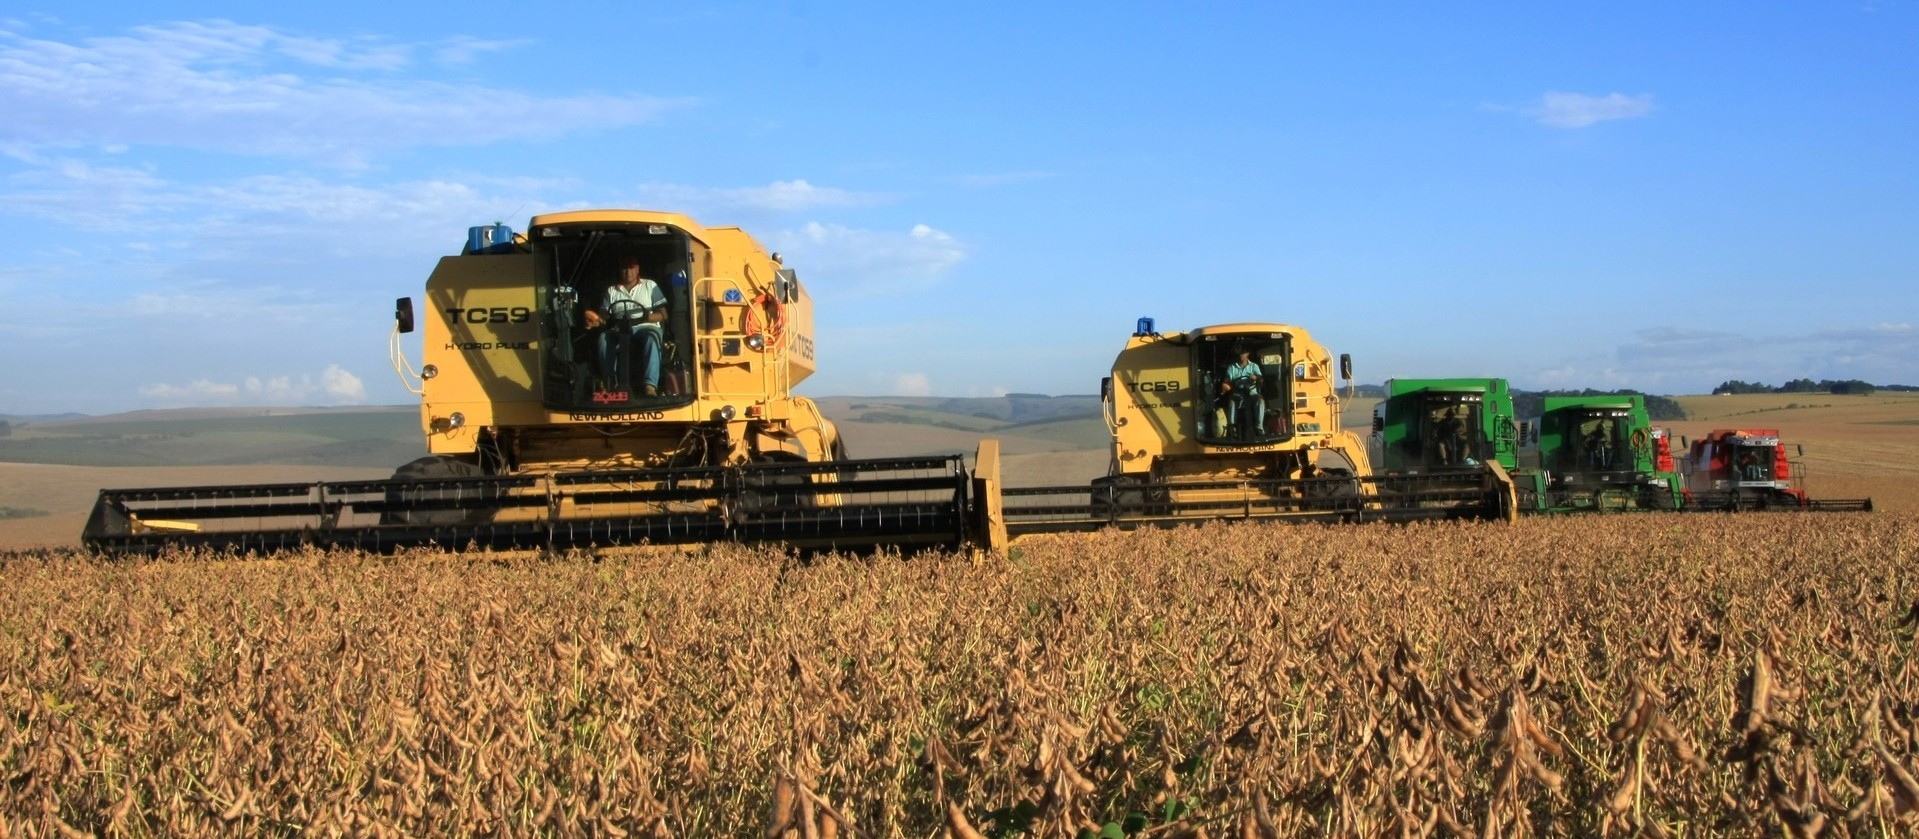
[{"x1": 2, "y1": 514, "x2": 1917, "y2": 836}]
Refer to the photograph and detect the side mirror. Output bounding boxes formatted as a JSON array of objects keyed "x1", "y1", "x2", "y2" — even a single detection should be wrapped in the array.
[
  {"x1": 395, "y1": 297, "x2": 415, "y2": 334},
  {"x1": 1100, "y1": 377, "x2": 1113, "y2": 402},
  {"x1": 1796, "y1": 444, "x2": 1804, "y2": 457},
  {"x1": 776, "y1": 268, "x2": 801, "y2": 303},
  {"x1": 1371, "y1": 414, "x2": 1383, "y2": 434},
  {"x1": 1339, "y1": 353, "x2": 1353, "y2": 381}
]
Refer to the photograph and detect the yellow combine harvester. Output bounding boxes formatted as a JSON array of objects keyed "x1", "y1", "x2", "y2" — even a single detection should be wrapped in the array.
[
  {"x1": 990, "y1": 319, "x2": 1517, "y2": 535},
  {"x1": 81, "y1": 215, "x2": 1513, "y2": 557},
  {"x1": 83, "y1": 210, "x2": 976, "y2": 555}
]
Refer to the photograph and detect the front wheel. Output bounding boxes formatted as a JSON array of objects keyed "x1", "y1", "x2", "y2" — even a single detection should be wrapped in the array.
[
  {"x1": 1091, "y1": 475, "x2": 1163, "y2": 519},
  {"x1": 740, "y1": 455, "x2": 815, "y2": 517},
  {"x1": 381, "y1": 455, "x2": 489, "y2": 526},
  {"x1": 1303, "y1": 469, "x2": 1364, "y2": 517}
]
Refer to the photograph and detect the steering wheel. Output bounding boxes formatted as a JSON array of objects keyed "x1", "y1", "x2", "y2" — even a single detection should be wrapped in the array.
[{"x1": 605, "y1": 297, "x2": 651, "y2": 329}]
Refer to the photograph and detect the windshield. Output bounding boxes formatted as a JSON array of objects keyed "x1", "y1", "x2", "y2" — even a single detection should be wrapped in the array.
[
  {"x1": 1564, "y1": 409, "x2": 1632, "y2": 473},
  {"x1": 1410, "y1": 394, "x2": 1484, "y2": 470},
  {"x1": 1192, "y1": 334, "x2": 1292, "y2": 446},
  {"x1": 1727, "y1": 444, "x2": 1776, "y2": 482},
  {"x1": 533, "y1": 226, "x2": 696, "y2": 412}
]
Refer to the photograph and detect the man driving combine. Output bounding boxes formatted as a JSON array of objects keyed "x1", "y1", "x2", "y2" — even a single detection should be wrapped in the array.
[
  {"x1": 1585, "y1": 421, "x2": 1615, "y2": 470},
  {"x1": 1433, "y1": 407, "x2": 1468, "y2": 466},
  {"x1": 1220, "y1": 348, "x2": 1264, "y2": 439},
  {"x1": 584, "y1": 256, "x2": 667, "y2": 396}
]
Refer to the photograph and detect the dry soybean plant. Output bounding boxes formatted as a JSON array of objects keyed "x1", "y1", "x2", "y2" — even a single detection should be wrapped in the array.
[{"x1": 2, "y1": 513, "x2": 1917, "y2": 837}]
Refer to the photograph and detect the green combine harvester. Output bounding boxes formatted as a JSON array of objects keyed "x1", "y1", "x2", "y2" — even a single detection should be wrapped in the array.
[
  {"x1": 1373, "y1": 380, "x2": 1680, "y2": 513},
  {"x1": 1372, "y1": 378, "x2": 1519, "y2": 475},
  {"x1": 1525, "y1": 394, "x2": 1683, "y2": 512}
]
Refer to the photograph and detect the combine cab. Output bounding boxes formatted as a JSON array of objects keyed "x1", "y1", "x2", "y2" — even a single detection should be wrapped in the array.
[
  {"x1": 1527, "y1": 395, "x2": 1683, "y2": 512},
  {"x1": 1373, "y1": 378, "x2": 1519, "y2": 472},
  {"x1": 83, "y1": 210, "x2": 977, "y2": 556},
  {"x1": 1375, "y1": 384, "x2": 1690, "y2": 513},
  {"x1": 995, "y1": 320, "x2": 1516, "y2": 537},
  {"x1": 1679, "y1": 429, "x2": 1872, "y2": 512},
  {"x1": 1375, "y1": 377, "x2": 1565, "y2": 510}
]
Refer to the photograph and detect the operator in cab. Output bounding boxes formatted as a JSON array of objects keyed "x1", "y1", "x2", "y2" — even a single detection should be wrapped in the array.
[
  {"x1": 1585, "y1": 421, "x2": 1615, "y2": 469},
  {"x1": 1433, "y1": 407, "x2": 1468, "y2": 466},
  {"x1": 583, "y1": 256, "x2": 668, "y2": 397},
  {"x1": 1220, "y1": 347, "x2": 1264, "y2": 440}
]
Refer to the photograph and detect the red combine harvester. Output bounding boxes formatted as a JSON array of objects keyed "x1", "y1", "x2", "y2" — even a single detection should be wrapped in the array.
[{"x1": 1679, "y1": 429, "x2": 1872, "y2": 512}]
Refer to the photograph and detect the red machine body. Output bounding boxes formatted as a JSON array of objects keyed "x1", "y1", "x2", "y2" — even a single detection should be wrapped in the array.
[{"x1": 1682, "y1": 428, "x2": 1804, "y2": 506}]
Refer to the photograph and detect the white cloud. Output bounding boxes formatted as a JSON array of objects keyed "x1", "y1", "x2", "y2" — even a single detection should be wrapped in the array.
[
  {"x1": 434, "y1": 36, "x2": 531, "y2": 65},
  {"x1": 634, "y1": 179, "x2": 889, "y2": 214},
  {"x1": 1815, "y1": 322, "x2": 1912, "y2": 339},
  {"x1": 1525, "y1": 323, "x2": 1919, "y2": 393},
  {"x1": 263, "y1": 28, "x2": 412, "y2": 70},
  {"x1": 138, "y1": 379, "x2": 241, "y2": 401},
  {"x1": 321, "y1": 364, "x2": 367, "y2": 400},
  {"x1": 0, "y1": 156, "x2": 576, "y2": 362},
  {"x1": 1528, "y1": 91, "x2": 1656, "y2": 129},
  {"x1": 139, "y1": 364, "x2": 369, "y2": 406},
  {"x1": 946, "y1": 171, "x2": 1056, "y2": 189},
  {"x1": 732, "y1": 180, "x2": 876, "y2": 212},
  {"x1": 773, "y1": 222, "x2": 966, "y2": 298},
  {"x1": 1615, "y1": 326, "x2": 1747, "y2": 361},
  {"x1": 0, "y1": 20, "x2": 684, "y2": 160},
  {"x1": 0, "y1": 156, "x2": 566, "y2": 242},
  {"x1": 893, "y1": 372, "x2": 932, "y2": 396}
]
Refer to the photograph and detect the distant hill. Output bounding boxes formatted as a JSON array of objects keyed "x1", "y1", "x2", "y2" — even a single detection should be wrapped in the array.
[
  {"x1": 34, "y1": 387, "x2": 1874, "y2": 469},
  {"x1": 815, "y1": 395, "x2": 1100, "y2": 426},
  {"x1": 0, "y1": 413, "x2": 89, "y2": 424},
  {"x1": 0, "y1": 407, "x2": 424, "y2": 468},
  {"x1": 0, "y1": 400, "x2": 1114, "y2": 468}
]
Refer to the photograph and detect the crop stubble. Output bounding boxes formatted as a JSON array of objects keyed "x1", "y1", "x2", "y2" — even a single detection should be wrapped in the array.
[{"x1": 2, "y1": 513, "x2": 1917, "y2": 837}]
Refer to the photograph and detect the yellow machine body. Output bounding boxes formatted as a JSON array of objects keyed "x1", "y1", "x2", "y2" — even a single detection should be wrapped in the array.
[
  {"x1": 1105, "y1": 322, "x2": 1374, "y2": 491},
  {"x1": 418, "y1": 209, "x2": 837, "y2": 473},
  {"x1": 84, "y1": 210, "x2": 973, "y2": 555},
  {"x1": 995, "y1": 320, "x2": 1513, "y2": 535},
  {"x1": 79, "y1": 235, "x2": 1511, "y2": 557}
]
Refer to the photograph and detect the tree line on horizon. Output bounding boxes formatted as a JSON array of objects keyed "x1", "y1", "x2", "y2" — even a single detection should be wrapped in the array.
[{"x1": 1709, "y1": 378, "x2": 1913, "y2": 396}]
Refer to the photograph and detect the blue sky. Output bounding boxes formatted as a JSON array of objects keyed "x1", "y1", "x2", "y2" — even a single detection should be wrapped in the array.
[{"x1": 2, "y1": 2, "x2": 1915, "y2": 415}]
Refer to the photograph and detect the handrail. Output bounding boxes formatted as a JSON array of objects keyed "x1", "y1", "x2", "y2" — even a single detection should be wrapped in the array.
[{"x1": 691, "y1": 276, "x2": 786, "y2": 400}]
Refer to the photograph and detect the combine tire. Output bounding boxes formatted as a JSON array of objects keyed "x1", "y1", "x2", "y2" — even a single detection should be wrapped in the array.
[
  {"x1": 1090, "y1": 475, "x2": 1149, "y2": 520},
  {"x1": 1303, "y1": 470, "x2": 1364, "y2": 519},
  {"x1": 741, "y1": 455, "x2": 814, "y2": 516},
  {"x1": 381, "y1": 456, "x2": 488, "y2": 526},
  {"x1": 1644, "y1": 486, "x2": 1678, "y2": 511},
  {"x1": 1516, "y1": 486, "x2": 1540, "y2": 512}
]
